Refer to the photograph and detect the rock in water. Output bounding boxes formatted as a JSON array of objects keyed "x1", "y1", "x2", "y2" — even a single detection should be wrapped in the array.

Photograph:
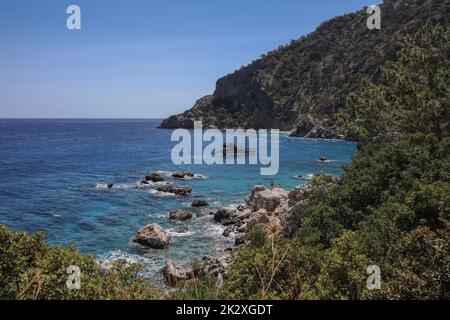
[
  {"x1": 157, "y1": 185, "x2": 192, "y2": 196},
  {"x1": 146, "y1": 172, "x2": 165, "y2": 182},
  {"x1": 172, "y1": 171, "x2": 195, "y2": 179},
  {"x1": 191, "y1": 199, "x2": 209, "y2": 207},
  {"x1": 133, "y1": 224, "x2": 171, "y2": 249},
  {"x1": 161, "y1": 260, "x2": 193, "y2": 286},
  {"x1": 169, "y1": 209, "x2": 193, "y2": 221},
  {"x1": 245, "y1": 185, "x2": 289, "y2": 212},
  {"x1": 107, "y1": 184, "x2": 114, "y2": 189},
  {"x1": 214, "y1": 208, "x2": 233, "y2": 223},
  {"x1": 319, "y1": 156, "x2": 327, "y2": 162}
]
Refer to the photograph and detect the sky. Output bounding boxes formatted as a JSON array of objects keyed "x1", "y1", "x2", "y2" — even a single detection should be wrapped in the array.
[{"x1": 0, "y1": 0, "x2": 378, "y2": 118}]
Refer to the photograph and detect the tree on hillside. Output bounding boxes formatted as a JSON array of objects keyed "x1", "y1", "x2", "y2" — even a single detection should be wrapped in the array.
[{"x1": 339, "y1": 23, "x2": 450, "y2": 143}]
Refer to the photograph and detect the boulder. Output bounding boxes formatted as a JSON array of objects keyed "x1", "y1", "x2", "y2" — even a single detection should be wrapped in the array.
[
  {"x1": 222, "y1": 226, "x2": 235, "y2": 237},
  {"x1": 245, "y1": 185, "x2": 289, "y2": 213},
  {"x1": 146, "y1": 172, "x2": 165, "y2": 182},
  {"x1": 169, "y1": 209, "x2": 193, "y2": 221},
  {"x1": 199, "y1": 255, "x2": 232, "y2": 277},
  {"x1": 288, "y1": 184, "x2": 314, "y2": 206},
  {"x1": 273, "y1": 199, "x2": 290, "y2": 217},
  {"x1": 191, "y1": 199, "x2": 209, "y2": 207},
  {"x1": 258, "y1": 213, "x2": 271, "y2": 224},
  {"x1": 214, "y1": 207, "x2": 233, "y2": 223},
  {"x1": 133, "y1": 224, "x2": 171, "y2": 249},
  {"x1": 157, "y1": 185, "x2": 192, "y2": 196},
  {"x1": 107, "y1": 184, "x2": 114, "y2": 189},
  {"x1": 161, "y1": 260, "x2": 193, "y2": 286},
  {"x1": 236, "y1": 223, "x2": 247, "y2": 233}
]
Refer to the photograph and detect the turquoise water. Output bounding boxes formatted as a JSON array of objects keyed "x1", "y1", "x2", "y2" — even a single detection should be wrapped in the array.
[{"x1": 0, "y1": 119, "x2": 356, "y2": 274}]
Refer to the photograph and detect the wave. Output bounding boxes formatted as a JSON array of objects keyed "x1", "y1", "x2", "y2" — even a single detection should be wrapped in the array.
[
  {"x1": 148, "y1": 189, "x2": 176, "y2": 198},
  {"x1": 166, "y1": 228, "x2": 195, "y2": 237},
  {"x1": 292, "y1": 173, "x2": 314, "y2": 180},
  {"x1": 95, "y1": 183, "x2": 133, "y2": 190},
  {"x1": 155, "y1": 170, "x2": 208, "y2": 180}
]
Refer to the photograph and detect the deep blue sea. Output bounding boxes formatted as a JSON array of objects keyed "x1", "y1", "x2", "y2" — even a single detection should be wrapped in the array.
[{"x1": 0, "y1": 119, "x2": 356, "y2": 276}]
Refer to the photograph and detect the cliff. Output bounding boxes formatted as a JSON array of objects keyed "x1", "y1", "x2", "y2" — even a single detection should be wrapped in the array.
[{"x1": 160, "y1": 0, "x2": 449, "y2": 138}]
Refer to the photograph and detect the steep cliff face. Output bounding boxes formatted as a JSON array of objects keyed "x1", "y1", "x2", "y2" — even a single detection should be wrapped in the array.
[{"x1": 160, "y1": 0, "x2": 449, "y2": 138}]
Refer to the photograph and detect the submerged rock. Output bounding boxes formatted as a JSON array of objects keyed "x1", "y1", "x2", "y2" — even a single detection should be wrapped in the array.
[
  {"x1": 133, "y1": 223, "x2": 171, "y2": 249},
  {"x1": 169, "y1": 209, "x2": 193, "y2": 221}
]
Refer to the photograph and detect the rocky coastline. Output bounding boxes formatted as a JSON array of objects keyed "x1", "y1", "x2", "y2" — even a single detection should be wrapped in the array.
[{"x1": 115, "y1": 169, "x2": 321, "y2": 288}]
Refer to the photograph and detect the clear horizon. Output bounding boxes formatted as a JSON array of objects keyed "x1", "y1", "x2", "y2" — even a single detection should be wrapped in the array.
[{"x1": 0, "y1": 0, "x2": 377, "y2": 118}]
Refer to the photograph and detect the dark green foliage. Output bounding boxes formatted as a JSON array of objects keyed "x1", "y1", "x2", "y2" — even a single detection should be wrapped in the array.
[
  {"x1": 339, "y1": 23, "x2": 450, "y2": 142},
  {"x1": 163, "y1": 0, "x2": 449, "y2": 132},
  {"x1": 216, "y1": 22, "x2": 450, "y2": 300},
  {"x1": 0, "y1": 225, "x2": 162, "y2": 300}
]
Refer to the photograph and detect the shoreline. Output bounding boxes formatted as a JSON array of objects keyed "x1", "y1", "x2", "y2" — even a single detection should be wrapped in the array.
[{"x1": 100, "y1": 169, "x2": 320, "y2": 288}]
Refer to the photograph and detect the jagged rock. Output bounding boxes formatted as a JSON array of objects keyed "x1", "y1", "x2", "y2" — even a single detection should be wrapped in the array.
[
  {"x1": 290, "y1": 116, "x2": 316, "y2": 137},
  {"x1": 236, "y1": 209, "x2": 252, "y2": 220},
  {"x1": 237, "y1": 204, "x2": 249, "y2": 211},
  {"x1": 236, "y1": 223, "x2": 247, "y2": 233},
  {"x1": 157, "y1": 185, "x2": 192, "y2": 196},
  {"x1": 146, "y1": 172, "x2": 165, "y2": 182},
  {"x1": 273, "y1": 199, "x2": 290, "y2": 217},
  {"x1": 214, "y1": 208, "x2": 233, "y2": 223},
  {"x1": 245, "y1": 185, "x2": 289, "y2": 213},
  {"x1": 133, "y1": 224, "x2": 170, "y2": 249},
  {"x1": 258, "y1": 213, "x2": 271, "y2": 224},
  {"x1": 159, "y1": 0, "x2": 438, "y2": 138},
  {"x1": 159, "y1": 96, "x2": 213, "y2": 129},
  {"x1": 200, "y1": 255, "x2": 232, "y2": 277},
  {"x1": 107, "y1": 184, "x2": 114, "y2": 189},
  {"x1": 288, "y1": 184, "x2": 314, "y2": 206},
  {"x1": 222, "y1": 226, "x2": 235, "y2": 237},
  {"x1": 161, "y1": 260, "x2": 193, "y2": 286},
  {"x1": 169, "y1": 210, "x2": 193, "y2": 221},
  {"x1": 220, "y1": 219, "x2": 235, "y2": 227},
  {"x1": 191, "y1": 199, "x2": 209, "y2": 207},
  {"x1": 235, "y1": 233, "x2": 246, "y2": 246},
  {"x1": 99, "y1": 259, "x2": 128, "y2": 273},
  {"x1": 172, "y1": 171, "x2": 195, "y2": 179}
]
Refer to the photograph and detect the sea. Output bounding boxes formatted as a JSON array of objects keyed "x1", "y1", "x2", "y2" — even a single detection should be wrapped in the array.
[{"x1": 0, "y1": 119, "x2": 356, "y2": 279}]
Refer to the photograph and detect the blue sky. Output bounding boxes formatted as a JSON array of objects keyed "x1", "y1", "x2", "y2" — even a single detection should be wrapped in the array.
[{"x1": 0, "y1": 0, "x2": 377, "y2": 118}]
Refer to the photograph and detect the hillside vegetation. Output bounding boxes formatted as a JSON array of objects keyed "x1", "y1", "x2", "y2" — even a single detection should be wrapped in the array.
[
  {"x1": 172, "y1": 22, "x2": 450, "y2": 300},
  {"x1": 160, "y1": 0, "x2": 449, "y2": 139}
]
